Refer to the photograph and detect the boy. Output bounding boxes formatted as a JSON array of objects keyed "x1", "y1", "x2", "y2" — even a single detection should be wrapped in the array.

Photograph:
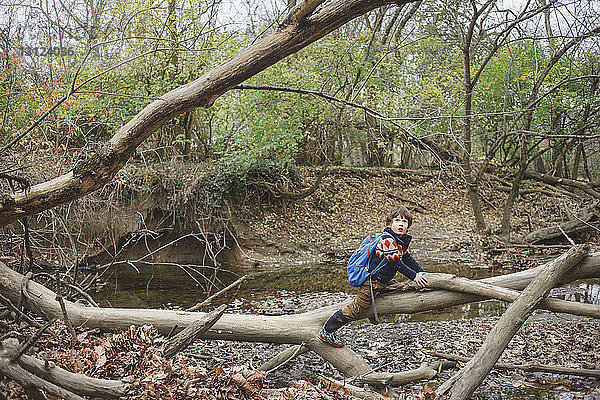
[{"x1": 318, "y1": 206, "x2": 427, "y2": 347}]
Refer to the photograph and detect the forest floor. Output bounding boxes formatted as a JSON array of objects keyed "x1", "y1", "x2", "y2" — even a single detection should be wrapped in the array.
[
  {"x1": 235, "y1": 166, "x2": 599, "y2": 269},
  {"x1": 2, "y1": 166, "x2": 600, "y2": 399}
]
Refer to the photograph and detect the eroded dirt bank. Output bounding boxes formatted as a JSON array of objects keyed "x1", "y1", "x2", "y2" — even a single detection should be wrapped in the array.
[{"x1": 231, "y1": 167, "x2": 598, "y2": 269}]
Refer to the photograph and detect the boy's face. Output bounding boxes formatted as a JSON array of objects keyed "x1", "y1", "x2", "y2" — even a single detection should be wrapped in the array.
[{"x1": 389, "y1": 215, "x2": 410, "y2": 236}]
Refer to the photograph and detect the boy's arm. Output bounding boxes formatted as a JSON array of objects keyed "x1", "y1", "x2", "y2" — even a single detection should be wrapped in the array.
[
  {"x1": 402, "y1": 251, "x2": 427, "y2": 287},
  {"x1": 402, "y1": 250, "x2": 427, "y2": 287},
  {"x1": 403, "y1": 252, "x2": 425, "y2": 273}
]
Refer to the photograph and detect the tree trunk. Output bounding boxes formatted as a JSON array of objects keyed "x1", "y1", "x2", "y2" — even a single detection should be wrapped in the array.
[
  {"x1": 439, "y1": 244, "x2": 589, "y2": 400},
  {"x1": 500, "y1": 167, "x2": 525, "y2": 236},
  {"x1": 571, "y1": 141, "x2": 583, "y2": 180},
  {"x1": 571, "y1": 76, "x2": 598, "y2": 180},
  {"x1": 1, "y1": 252, "x2": 599, "y2": 379},
  {"x1": 16, "y1": 350, "x2": 128, "y2": 397},
  {"x1": 0, "y1": 339, "x2": 89, "y2": 400},
  {"x1": 522, "y1": 170, "x2": 600, "y2": 199},
  {"x1": 499, "y1": 27, "x2": 600, "y2": 235}
]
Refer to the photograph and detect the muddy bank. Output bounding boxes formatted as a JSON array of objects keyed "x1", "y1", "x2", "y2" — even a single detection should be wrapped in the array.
[
  {"x1": 75, "y1": 166, "x2": 599, "y2": 283},
  {"x1": 231, "y1": 167, "x2": 599, "y2": 270}
]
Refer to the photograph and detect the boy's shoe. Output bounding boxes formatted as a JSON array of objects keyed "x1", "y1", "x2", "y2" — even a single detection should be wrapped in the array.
[{"x1": 318, "y1": 327, "x2": 344, "y2": 347}]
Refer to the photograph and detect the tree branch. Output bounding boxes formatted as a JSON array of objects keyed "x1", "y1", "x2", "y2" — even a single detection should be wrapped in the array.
[{"x1": 0, "y1": 0, "x2": 418, "y2": 228}]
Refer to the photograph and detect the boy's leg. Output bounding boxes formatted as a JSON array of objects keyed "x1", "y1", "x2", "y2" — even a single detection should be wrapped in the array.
[
  {"x1": 318, "y1": 286, "x2": 369, "y2": 347},
  {"x1": 340, "y1": 281, "x2": 386, "y2": 321},
  {"x1": 318, "y1": 310, "x2": 348, "y2": 347},
  {"x1": 318, "y1": 281, "x2": 386, "y2": 347},
  {"x1": 323, "y1": 310, "x2": 349, "y2": 332},
  {"x1": 340, "y1": 284, "x2": 373, "y2": 321}
]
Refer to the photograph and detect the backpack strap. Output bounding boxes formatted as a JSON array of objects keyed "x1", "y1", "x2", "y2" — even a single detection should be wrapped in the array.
[
  {"x1": 370, "y1": 257, "x2": 387, "y2": 276},
  {"x1": 369, "y1": 276, "x2": 380, "y2": 324},
  {"x1": 368, "y1": 231, "x2": 392, "y2": 277}
]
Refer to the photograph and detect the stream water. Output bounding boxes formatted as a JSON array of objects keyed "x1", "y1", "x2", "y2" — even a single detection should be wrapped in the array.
[{"x1": 93, "y1": 259, "x2": 600, "y2": 319}]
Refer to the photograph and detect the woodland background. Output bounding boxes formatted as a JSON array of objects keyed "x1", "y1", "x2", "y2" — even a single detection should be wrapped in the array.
[{"x1": 0, "y1": 0, "x2": 600, "y2": 399}]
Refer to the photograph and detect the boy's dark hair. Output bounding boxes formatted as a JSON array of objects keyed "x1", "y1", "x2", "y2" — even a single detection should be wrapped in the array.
[{"x1": 386, "y1": 206, "x2": 412, "y2": 227}]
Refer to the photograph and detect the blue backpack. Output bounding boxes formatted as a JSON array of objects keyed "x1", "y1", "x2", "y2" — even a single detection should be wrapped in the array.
[{"x1": 346, "y1": 232, "x2": 389, "y2": 287}]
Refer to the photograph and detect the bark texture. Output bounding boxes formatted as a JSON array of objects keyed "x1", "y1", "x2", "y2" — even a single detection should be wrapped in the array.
[
  {"x1": 440, "y1": 244, "x2": 589, "y2": 400},
  {"x1": 424, "y1": 272, "x2": 600, "y2": 318},
  {"x1": 0, "y1": 252, "x2": 599, "y2": 379}
]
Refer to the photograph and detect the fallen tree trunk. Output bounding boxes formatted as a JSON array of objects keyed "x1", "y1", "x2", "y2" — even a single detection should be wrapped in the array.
[
  {"x1": 438, "y1": 244, "x2": 589, "y2": 400},
  {"x1": 523, "y1": 213, "x2": 599, "y2": 244},
  {"x1": 316, "y1": 362, "x2": 455, "y2": 400},
  {"x1": 433, "y1": 351, "x2": 600, "y2": 378},
  {"x1": 0, "y1": 252, "x2": 599, "y2": 379},
  {"x1": 523, "y1": 171, "x2": 600, "y2": 199},
  {"x1": 17, "y1": 352, "x2": 128, "y2": 398},
  {"x1": 424, "y1": 273, "x2": 600, "y2": 318},
  {"x1": 523, "y1": 201, "x2": 599, "y2": 244}
]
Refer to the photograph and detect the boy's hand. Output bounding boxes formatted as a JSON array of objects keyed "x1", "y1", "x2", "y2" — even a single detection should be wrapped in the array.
[{"x1": 413, "y1": 272, "x2": 428, "y2": 288}]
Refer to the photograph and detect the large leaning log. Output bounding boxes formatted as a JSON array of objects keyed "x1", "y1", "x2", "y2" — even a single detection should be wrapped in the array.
[
  {"x1": 0, "y1": 253, "x2": 599, "y2": 378},
  {"x1": 438, "y1": 244, "x2": 589, "y2": 400}
]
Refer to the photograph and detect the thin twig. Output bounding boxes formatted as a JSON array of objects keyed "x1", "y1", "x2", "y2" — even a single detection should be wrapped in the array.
[
  {"x1": 0, "y1": 293, "x2": 42, "y2": 328},
  {"x1": 9, "y1": 318, "x2": 57, "y2": 363},
  {"x1": 187, "y1": 274, "x2": 250, "y2": 312},
  {"x1": 571, "y1": 212, "x2": 600, "y2": 233},
  {"x1": 557, "y1": 224, "x2": 576, "y2": 245},
  {"x1": 19, "y1": 273, "x2": 47, "y2": 321},
  {"x1": 55, "y1": 270, "x2": 78, "y2": 344},
  {"x1": 33, "y1": 273, "x2": 99, "y2": 307}
]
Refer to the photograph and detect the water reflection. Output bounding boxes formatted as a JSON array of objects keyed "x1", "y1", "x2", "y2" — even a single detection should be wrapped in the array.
[{"x1": 93, "y1": 259, "x2": 600, "y2": 324}]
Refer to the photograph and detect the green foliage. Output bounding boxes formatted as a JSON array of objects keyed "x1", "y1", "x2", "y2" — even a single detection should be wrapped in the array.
[{"x1": 1, "y1": 0, "x2": 599, "y2": 181}]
